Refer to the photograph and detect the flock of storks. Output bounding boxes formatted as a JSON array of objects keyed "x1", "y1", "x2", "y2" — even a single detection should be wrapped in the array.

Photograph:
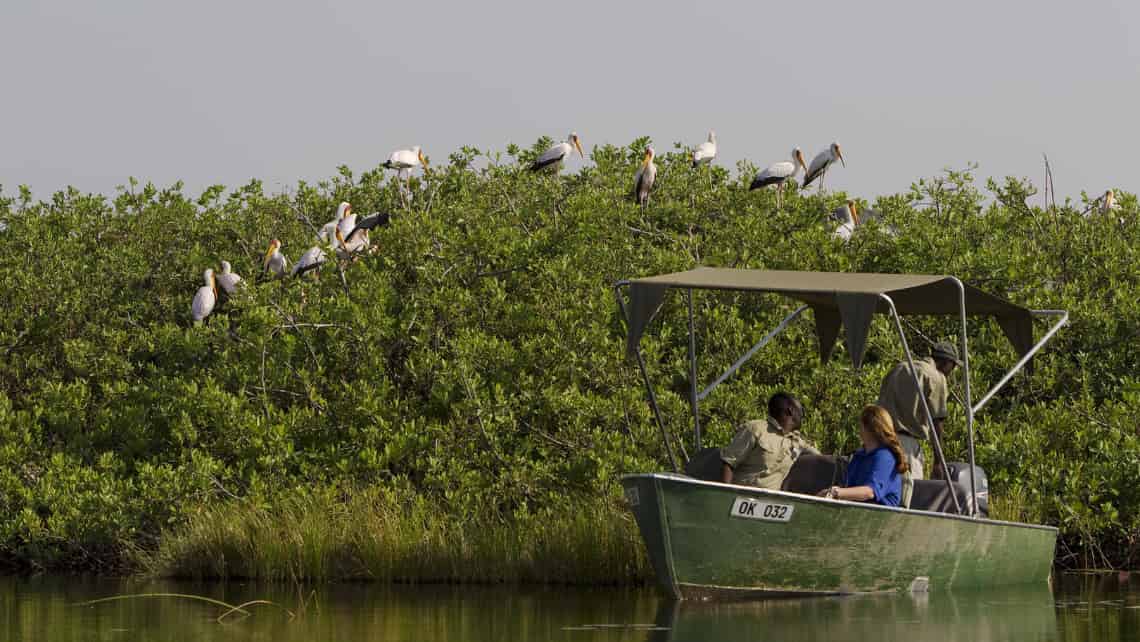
[{"x1": 189, "y1": 133, "x2": 864, "y2": 324}]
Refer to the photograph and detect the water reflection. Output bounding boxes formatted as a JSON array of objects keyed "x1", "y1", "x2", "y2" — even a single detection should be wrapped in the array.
[{"x1": 1, "y1": 573, "x2": 1138, "y2": 641}]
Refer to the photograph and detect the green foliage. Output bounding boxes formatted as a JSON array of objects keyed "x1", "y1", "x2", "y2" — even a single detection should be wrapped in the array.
[{"x1": 0, "y1": 143, "x2": 1138, "y2": 576}]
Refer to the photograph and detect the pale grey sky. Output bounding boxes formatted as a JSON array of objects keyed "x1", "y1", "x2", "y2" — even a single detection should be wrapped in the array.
[{"x1": 2, "y1": 0, "x2": 1137, "y2": 201}]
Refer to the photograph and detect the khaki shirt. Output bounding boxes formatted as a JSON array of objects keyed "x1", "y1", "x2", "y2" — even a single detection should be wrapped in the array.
[
  {"x1": 720, "y1": 417, "x2": 812, "y2": 489},
  {"x1": 877, "y1": 357, "x2": 948, "y2": 441}
]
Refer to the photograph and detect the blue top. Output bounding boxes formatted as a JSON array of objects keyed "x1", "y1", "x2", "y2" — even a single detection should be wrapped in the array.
[{"x1": 845, "y1": 446, "x2": 902, "y2": 507}]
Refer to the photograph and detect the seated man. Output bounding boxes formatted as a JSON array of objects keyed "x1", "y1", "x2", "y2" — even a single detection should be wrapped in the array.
[{"x1": 720, "y1": 392, "x2": 816, "y2": 489}]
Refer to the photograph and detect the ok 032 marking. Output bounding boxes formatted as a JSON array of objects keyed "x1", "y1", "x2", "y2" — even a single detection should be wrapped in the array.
[{"x1": 729, "y1": 497, "x2": 795, "y2": 523}]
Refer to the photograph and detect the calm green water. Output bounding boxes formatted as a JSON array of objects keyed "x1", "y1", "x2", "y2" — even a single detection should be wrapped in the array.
[{"x1": 1, "y1": 574, "x2": 1137, "y2": 641}]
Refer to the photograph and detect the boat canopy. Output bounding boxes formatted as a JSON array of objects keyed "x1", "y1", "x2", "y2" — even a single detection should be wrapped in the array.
[{"x1": 625, "y1": 268, "x2": 1034, "y2": 368}]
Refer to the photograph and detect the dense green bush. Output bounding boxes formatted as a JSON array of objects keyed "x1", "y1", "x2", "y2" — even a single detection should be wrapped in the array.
[{"x1": 0, "y1": 138, "x2": 1137, "y2": 576}]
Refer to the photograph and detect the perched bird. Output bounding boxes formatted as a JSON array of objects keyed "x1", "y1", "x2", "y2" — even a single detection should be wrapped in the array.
[
  {"x1": 216, "y1": 260, "x2": 243, "y2": 294},
  {"x1": 383, "y1": 146, "x2": 428, "y2": 173},
  {"x1": 263, "y1": 239, "x2": 288, "y2": 278},
  {"x1": 692, "y1": 131, "x2": 717, "y2": 168},
  {"x1": 750, "y1": 148, "x2": 808, "y2": 208},
  {"x1": 802, "y1": 142, "x2": 846, "y2": 190},
  {"x1": 1103, "y1": 189, "x2": 1117, "y2": 214},
  {"x1": 292, "y1": 244, "x2": 328, "y2": 278},
  {"x1": 191, "y1": 269, "x2": 217, "y2": 325},
  {"x1": 334, "y1": 202, "x2": 356, "y2": 239},
  {"x1": 336, "y1": 224, "x2": 367, "y2": 258},
  {"x1": 344, "y1": 211, "x2": 390, "y2": 252},
  {"x1": 318, "y1": 202, "x2": 352, "y2": 244},
  {"x1": 632, "y1": 147, "x2": 657, "y2": 207},
  {"x1": 530, "y1": 132, "x2": 584, "y2": 172},
  {"x1": 831, "y1": 201, "x2": 860, "y2": 241},
  {"x1": 349, "y1": 211, "x2": 391, "y2": 239}
]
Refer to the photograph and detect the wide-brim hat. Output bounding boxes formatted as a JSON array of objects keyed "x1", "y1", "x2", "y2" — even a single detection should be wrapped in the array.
[{"x1": 931, "y1": 341, "x2": 962, "y2": 366}]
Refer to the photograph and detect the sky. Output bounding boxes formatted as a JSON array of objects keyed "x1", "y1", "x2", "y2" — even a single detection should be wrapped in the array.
[{"x1": 2, "y1": 0, "x2": 1138, "y2": 203}]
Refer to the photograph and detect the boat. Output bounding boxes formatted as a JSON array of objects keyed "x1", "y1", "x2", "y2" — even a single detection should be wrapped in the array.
[{"x1": 614, "y1": 268, "x2": 1068, "y2": 599}]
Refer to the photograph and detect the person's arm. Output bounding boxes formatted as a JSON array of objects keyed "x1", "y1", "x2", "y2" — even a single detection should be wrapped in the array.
[
  {"x1": 721, "y1": 463, "x2": 734, "y2": 484},
  {"x1": 821, "y1": 451, "x2": 897, "y2": 503},
  {"x1": 818, "y1": 485, "x2": 874, "y2": 501},
  {"x1": 719, "y1": 424, "x2": 755, "y2": 486}
]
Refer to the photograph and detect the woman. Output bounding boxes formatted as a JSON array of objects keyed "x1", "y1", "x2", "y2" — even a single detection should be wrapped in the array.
[{"x1": 817, "y1": 405, "x2": 909, "y2": 507}]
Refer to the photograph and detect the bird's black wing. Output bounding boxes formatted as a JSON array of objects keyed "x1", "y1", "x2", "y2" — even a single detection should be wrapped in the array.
[{"x1": 750, "y1": 175, "x2": 785, "y2": 190}]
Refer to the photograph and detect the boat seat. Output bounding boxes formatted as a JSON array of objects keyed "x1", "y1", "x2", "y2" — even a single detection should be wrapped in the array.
[
  {"x1": 909, "y1": 479, "x2": 973, "y2": 515},
  {"x1": 683, "y1": 447, "x2": 725, "y2": 481},
  {"x1": 780, "y1": 454, "x2": 847, "y2": 496}
]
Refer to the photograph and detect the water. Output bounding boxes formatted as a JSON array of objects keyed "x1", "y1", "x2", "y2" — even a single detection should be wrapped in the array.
[{"x1": 1, "y1": 574, "x2": 1137, "y2": 641}]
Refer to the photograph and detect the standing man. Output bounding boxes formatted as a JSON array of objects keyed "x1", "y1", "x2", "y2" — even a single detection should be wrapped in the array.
[
  {"x1": 720, "y1": 392, "x2": 816, "y2": 488},
  {"x1": 877, "y1": 341, "x2": 961, "y2": 504}
]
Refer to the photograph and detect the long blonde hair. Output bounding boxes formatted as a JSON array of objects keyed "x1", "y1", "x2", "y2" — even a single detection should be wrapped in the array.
[{"x1": 861, "y1": 405, "x2": 909, "y2": 474}]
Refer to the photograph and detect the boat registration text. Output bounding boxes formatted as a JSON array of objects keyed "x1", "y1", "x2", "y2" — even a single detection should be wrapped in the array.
[{"x1": 729, "y1": 497, "x2": 794, "y2": 523}]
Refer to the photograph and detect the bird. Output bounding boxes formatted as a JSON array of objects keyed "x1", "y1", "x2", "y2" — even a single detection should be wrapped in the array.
[
  {"x1": 633, "y1": 147, "x2": 657, "y2": 207},
  {"x1": 1103, "y1": 189, "x2": 1117, "y2": 214},
  {"x1": 292, "y1": 244, "x2": 328, "y2": 278},
  {"x1": 334, "y1": 202, "x2": 356, "y2": 239},
  {"x1": 691, "y1": 131, "x2": 717, "y2": 168},
  {"x1": 263, "y1": 239, "x2": 288, "y2": 278},
  {"x1": 831, "y1": 201, "x2": 860, "y2": 241},
  {"x1": 802, "y1": 142, "x2": 846, "y2": 190},
  {"x1": 384, "y1": 147, "x2": 428, "y2": 203},
  {"x1": 349, "y1": 211, "x2": 391, "y2": 239},
  {"x1": 529, "y1": 132, "x2": 584, "y2": 172},
  {"x1": 383, "y1": 146, "x2": 428, "y2": 173},
  {"x1": 344, "y1": 211, "x2": 390, "y2": 252},
  {"x1": 750, "y1": 148, "x2": 808, "y2": 209},
  {"x1": 336, "y1": 224, "x2": 368, "y2": 258},
  {"x1": 216, "y1": 260, "x2": 243, "y2": 294},
  {"x1": 191, "y1": 269, "x2": 217, "y2": 325},
  {"x1": 318, "y1": 202, "x2": 352, "y2": 244}
]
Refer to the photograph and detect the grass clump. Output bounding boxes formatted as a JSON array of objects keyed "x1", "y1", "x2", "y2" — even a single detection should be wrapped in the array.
[{"x1": 139, "y1": 486, "x2": 650, "y2": 584}]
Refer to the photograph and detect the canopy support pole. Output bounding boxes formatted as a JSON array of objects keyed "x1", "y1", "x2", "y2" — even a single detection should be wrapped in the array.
[
  {"x1": 879, "y1": 294, "x2": 962, "y2": 515},
  {"x1": 972, "y1": 310, "x2": 1069, "y2": 415},
  {"x1": 698, "y1": 305, "x2": 809, "y2": 402},
  {"x1": 614, "y1": 283, "x2": 681, "y2": 472},
  {"x1": 687, "y1": 289, "x2": 702, "y2": 451},
  {"x1": 949, "y1": 277, "x2": 978, "y2": 517}
]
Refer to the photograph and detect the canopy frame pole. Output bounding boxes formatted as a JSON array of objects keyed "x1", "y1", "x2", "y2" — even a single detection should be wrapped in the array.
[
  {"x1": 879, "y1": 293, "x2": 963, "y2": 515},
  {"x1": 972, "y1": 310, "x2": 1069, "y2": 415},
  {"x1": 614, "y1": 283, "x2": 682, "y2": 472},
  {"x1": 687, "y1": 289, "x2": 702, "y2": 451},
  {"x1": 949, "y1": 277, "x2": 978, "y2": 517},
  {"x1": 698, "y1": 305, "x2": 809, "y2": 402}
]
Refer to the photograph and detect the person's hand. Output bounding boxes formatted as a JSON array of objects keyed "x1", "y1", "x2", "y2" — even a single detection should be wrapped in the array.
[{"x1": 817, "y1": 486, "x2": 840, "y2": 499}]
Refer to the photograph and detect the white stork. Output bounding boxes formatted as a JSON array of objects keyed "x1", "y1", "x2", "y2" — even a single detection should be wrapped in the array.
[
  {"x1": 692, "y1": 131, "x2": 717, "y2": 168},
  {"x1": 1103, "y1": 189, "x2": 1117, "y2": 214},
  {"x1": 529, "y1": 132, "x2": 584, "y2": 172},
  {"x1": 802, "y1": 142, "x2": 845, "y2": 190},
  {"x1": 263, "y1": 239, "x2": 288, "y2": 279},
  {"x1": 750, "y1": 148, "x2": 807, "y2": 209},
  {"x1": 216, "y1": 261, "x2": 243, "y2": 294},
  {"x1": 191, "y1": 269, "x2": 217, "y2": 325},
  {"x1": 633, "y1": 147, "x2": 657, "y2": 207}
]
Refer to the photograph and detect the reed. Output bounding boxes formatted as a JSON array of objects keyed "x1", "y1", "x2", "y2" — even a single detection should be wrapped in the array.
[{"x1": 136, "y1": 488, "x2": 651, "y2": 585}]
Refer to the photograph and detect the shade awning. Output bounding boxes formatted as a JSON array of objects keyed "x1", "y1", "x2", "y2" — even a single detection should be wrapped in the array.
[{"x1": 624, "y1": 268, "x2": 1034, "y2": 367}]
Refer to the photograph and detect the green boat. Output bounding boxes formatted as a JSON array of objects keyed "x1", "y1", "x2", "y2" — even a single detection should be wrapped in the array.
[{"x1": 614, "y1": 269, "x2": 1068, "y2": 599}]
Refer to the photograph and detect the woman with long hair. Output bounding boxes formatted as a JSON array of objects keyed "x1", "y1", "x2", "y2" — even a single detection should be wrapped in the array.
[{"x1": 817, "y1": 405, "x2": 909, "y2": 507}]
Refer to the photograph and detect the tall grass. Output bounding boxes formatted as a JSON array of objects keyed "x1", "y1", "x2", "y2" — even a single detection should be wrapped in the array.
[{"x1": 136, "y1": 488, "x2": 650, "y2": 585}]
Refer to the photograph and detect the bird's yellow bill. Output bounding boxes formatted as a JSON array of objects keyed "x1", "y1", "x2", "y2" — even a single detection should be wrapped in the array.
[
  {"x1": 263, "y1": 244, "x2": 276, "y2": 269},
  {"x1": 574, "y1": 137, "x2": 584, "y2": 158},
  {"x1": 836, "y1": 147, "x2": 846, "y2": 167},
  {"x1": 642, "y1": 150, "x2": 652, "y2": 166},
  {"x1": 850, "y1": 202, "x2": 859, "y2": 225},
  {"x1": 419, "y1": 149, "x2": 428, "y2": 169}
]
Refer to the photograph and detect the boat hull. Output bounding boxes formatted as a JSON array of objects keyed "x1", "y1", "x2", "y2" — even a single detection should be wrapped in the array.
[{"x1": 622, "y1": 473, "x2": 1056, "y2": 600}]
